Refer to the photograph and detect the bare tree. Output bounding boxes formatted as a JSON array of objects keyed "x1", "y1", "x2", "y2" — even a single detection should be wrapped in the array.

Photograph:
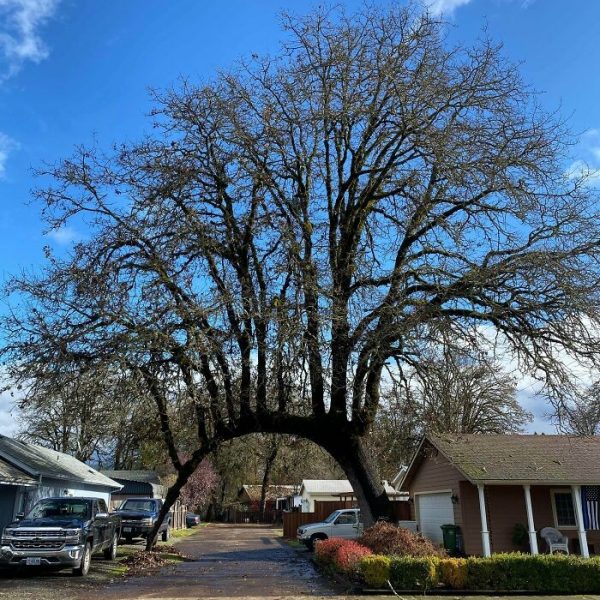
[
  {"x1": 4, "y1": 4, "x2": 600, "y2": 546},
  {"x1": 415, "y1": 354, "x2": 531, "y2": 434},
  {"x1": 559, "y1": 382, "x2": 600, "y2": 435}
]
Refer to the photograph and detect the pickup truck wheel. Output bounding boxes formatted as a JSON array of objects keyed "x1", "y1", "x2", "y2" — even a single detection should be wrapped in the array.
[
  {"x1": 73, "y1": 542, "x2": 92, "y2": 576},
  {"x1": 308, "y1": 533, "x2": 327, "y2": 551},
  {"x1": 161, "y1": 526, "x2": 170, "y2": 542},
  {"x1": 103, "y1": 533, "x2": 118, "y2": 560}
]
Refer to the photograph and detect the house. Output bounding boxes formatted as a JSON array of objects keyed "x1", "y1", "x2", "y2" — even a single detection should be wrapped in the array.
[
  {"x1": 400, "y1": 433, "x2": 600, "y2": 557},
  {"x1": 0, "y1": 434, "x2": 122, "y2": 533},
  {"x1": 101, "y1": 470, "x2": 167, "y2": 509},
  {"x1": 299, "y1": 479, "x2": 407, "y2": 512},
  {"x1": 236, "y1": 484, "x2": 297, "y2": 511}
]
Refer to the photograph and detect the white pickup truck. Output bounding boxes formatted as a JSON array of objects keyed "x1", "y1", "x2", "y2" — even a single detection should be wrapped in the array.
[{"x1": 297, "y1": 508, "x2": 362, "y2": 550}]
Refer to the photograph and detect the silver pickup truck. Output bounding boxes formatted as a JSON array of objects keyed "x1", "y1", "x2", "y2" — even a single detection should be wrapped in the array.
[
  {"x1": 0, "y1": 496, "x2": 121, "y2": 576},
  {"x1": 297, "y1": 508, "x2": 363, "y2": 550}
]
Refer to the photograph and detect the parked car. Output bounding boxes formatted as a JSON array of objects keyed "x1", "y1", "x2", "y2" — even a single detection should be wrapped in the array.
[
  {"x1": 0, "y1": 496, "x2": 121, "y2": 576},
  {"x1": 297, "y1": 508, "x2": 362, "y2": 550},
  {"x1": 186, "y1": 513, "x2": 201, "y2": 528},
  {"x1": 113, "y1": 498, "x2": 170, "y2": 542}
]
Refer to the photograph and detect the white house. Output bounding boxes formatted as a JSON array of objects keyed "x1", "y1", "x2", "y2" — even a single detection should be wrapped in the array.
[
  {"x1": 299, "y1": 479, "x2": 406, "y2": 512},
  {"x1": 0, "y1": 435, "x2": 122, "y2": 533}
]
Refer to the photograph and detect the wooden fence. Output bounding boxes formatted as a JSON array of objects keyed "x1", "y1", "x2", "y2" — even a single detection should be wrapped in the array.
[
  {"x1": 282, "y1": 500, "x2": 412, "y2": 539},
  {"x1": 170, "y1": 499, "x2": 188, "y2": 530}
]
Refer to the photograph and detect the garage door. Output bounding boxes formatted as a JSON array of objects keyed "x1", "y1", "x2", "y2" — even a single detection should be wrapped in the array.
[{"x1": 416, "y1": 492, "x2": 454, "y2": 545}]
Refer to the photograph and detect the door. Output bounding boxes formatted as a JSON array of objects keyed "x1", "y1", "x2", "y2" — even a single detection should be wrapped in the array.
[
  {"x1": 416, "y1": 492, "x2": 454, "y2": 545},
  {"x1": 332, "y1": 511, "x2": 358, "y2": 538}
]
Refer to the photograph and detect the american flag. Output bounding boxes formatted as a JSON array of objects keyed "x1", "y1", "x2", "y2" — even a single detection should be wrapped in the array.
[{"x1": 583, "y1": 486, "x2": 600, "y2": 530}]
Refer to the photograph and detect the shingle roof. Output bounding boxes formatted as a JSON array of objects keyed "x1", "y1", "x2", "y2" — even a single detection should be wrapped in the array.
[
  {"x1": 240, "y1": 484, "x2": 296, "y2": 502},
  {"x1": 425, "y1": 433, "x2": 600, "y2": 484},
  {"x1": 101, "y1": 470, "x2": 162, "y2": 484},
  {"x1": 0, "y1": 457, "x2": 36, "y2": 486},
  {"x1": 0, "y1": 435, "x2": 121, "y2": 490}
]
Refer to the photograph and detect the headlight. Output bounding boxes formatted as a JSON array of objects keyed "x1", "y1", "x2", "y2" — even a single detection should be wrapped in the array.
[
  {"x1": 141, "y1": 518, "x2": 154, "y2": 526},
  {"x1": 2, "y1": 529, "x2": 14, "y2": 537},
  {"x1": 297, "y1": 528, "x2": 305, "y2": 535},
  {"x1": 64, "y1": 528, "x2": 80, "y2": 540}
]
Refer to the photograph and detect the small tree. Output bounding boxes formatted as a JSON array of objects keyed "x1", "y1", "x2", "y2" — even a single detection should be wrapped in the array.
[{"x1": 178, "y1": 456, "x2": 219, "y2": 512}]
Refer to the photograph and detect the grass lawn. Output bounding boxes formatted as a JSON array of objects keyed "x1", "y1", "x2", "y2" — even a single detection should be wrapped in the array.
[{"x1": 170, "y1": 522, "x2": 209, "y2": 540}]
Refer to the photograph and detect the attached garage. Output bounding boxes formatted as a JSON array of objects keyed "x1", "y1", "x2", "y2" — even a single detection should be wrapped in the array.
[{"x1": 416, "y1": 492, "x2": 454, "y2": 545}]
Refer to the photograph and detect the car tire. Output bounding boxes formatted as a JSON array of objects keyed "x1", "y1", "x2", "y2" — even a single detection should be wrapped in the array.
[
  {"x1": 161, "y1": 527, "x2": 170, "y2": 542},
  {"x1": 308, "y1": 533, "x2": 327, "y2": 551},
  {"x1": 103, "y1": 533, "x2": 118, "y2": 560},
  {"x1": 73, "y1": 542, "x2": 92, "y2": 576}
]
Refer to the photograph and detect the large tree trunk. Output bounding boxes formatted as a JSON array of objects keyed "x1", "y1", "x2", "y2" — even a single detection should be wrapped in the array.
[
  {"x1": 259, "y1": 439, "x2": 279, "y2": 520},
  {"x1": 324, "y1": 433, "x2": 391, "y2": 526}
]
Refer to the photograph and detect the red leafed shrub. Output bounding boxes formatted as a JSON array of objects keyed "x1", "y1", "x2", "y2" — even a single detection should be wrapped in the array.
[
  {"x1": 359, "y1": 521, "x2": 446, "y2": 557},
  {"x1": 333, "y1": 540, "x2": 373, "y2": 574},
  {"x1": 314, "y1": 537, "x2": 346, "y2": 565}
]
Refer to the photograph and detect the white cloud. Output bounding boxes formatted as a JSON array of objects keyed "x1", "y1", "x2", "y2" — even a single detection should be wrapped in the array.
[
  {"x1": 426, "y1": 0, "x2": 473, "y2": 16},
  {"x1": 0, "y1": 131, "x2": 17, "y2": 178},
  {"x1": 0, "y1": 388, "x2": 18, "y2": 436},
  {"x1": 566, "y1": 129, "x2": 600, "y2": 185},
  {"x1": 47, "y1": 224, "x2": 81, "y2": 245},
  {"x1": 0, "y1": 0, "x2": 59, "y2": 79}
]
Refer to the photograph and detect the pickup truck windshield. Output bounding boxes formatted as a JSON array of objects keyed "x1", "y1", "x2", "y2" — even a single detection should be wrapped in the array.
[
  {"x1": 323, "y1": 511, "x2": 341, "y2": 523},
  {"x1": 26, "y1": 498, "x2": 91, "y2": 520},
  {"x1": 120, "y1": 500, "x2": 157, "y2": 511}
]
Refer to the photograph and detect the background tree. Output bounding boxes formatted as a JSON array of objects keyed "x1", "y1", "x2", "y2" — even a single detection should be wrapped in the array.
[
  {"x1": 177, "y1": 456, "x2": 219, "y2": 512},
  {"x1": 415, "y1": 352, "x2": 531, "y2": 434},
  {"x1": 4, "y1": 4, "x2": 600, "y2": 545},
  {"x1": 558, "y1": 382, "x2": 600, "y2": 435}
]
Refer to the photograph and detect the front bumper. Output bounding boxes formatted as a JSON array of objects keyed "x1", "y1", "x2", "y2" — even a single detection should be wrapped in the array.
[
  {"x1": 121, "y1": 524, "x2": 153, "y2": 538},
  {"x1": 0, "y1": 544, "x2": 85, "y2": 568}
]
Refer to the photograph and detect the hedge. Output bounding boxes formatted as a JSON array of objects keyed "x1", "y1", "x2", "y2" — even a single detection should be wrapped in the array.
[{"x1": 358, "y1": 553, "x2": 600, "y2": 593}]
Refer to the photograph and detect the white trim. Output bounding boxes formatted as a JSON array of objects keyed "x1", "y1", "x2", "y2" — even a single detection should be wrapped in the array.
[
  {"x1": 550, "y1": 487, "x2": 578, "y2": 530},
  {"x1": 478, "y1": 484, "x2": 491, "y2": 557},
  {"x1": 572, "y1": 485, "x2": 590, "y2": 558},
  {"x1": 523, "y1": 485, "x2": 539, "y2": 555}
]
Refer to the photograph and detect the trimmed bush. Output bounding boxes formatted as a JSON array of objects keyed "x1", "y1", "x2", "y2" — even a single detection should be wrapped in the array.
[
  {"x1": 359, "y1": 521, "x2": 446, "y2": 557},
  {"x1": 389, "y1": 556, "x2": 440, "y2": 591},
  {"x1": 439, "y1": 557, "x2": 468, "y2": 589},
  {"x1": 332, "y1": 540, "x2": 373, "y2": 574},
  {"x1": 463, "y1": 553, "x2": 600, "y2": 593},
  {"x1": 360, "y1": 555, "x2": 391, "y2": 588}
]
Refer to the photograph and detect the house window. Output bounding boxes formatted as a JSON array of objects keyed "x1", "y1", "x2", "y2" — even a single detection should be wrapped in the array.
[{"x1": 552, "y1": 490, "x2": 577, "y2": 528}]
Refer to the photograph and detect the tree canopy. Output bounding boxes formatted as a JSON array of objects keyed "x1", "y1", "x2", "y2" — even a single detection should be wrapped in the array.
[{"x1": 4, "y1": 4, "x2": 600, "y2": 537}]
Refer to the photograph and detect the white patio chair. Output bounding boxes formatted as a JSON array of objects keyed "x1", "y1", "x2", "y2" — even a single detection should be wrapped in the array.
[{"x1": 540, "y1": 527, "x2": 569, "y2": 554}]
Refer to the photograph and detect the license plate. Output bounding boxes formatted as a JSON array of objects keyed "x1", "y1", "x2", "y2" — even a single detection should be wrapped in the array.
[
  {"x1": 25, "y1": 557, "x2": 41, "y2": 566},
  {"x1": 123, "y1": 527, "x2": 132, "y2": 532}
]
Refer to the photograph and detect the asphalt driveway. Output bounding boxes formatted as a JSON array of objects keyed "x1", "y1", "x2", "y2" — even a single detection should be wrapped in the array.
[{"x1": 99, "y1": 523, "x2": 338, "y2": 599}]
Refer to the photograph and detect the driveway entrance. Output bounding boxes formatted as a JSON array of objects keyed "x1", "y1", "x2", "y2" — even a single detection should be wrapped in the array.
[{"x1": 100, "y1": 523, "x2": 338, "y2": 599}]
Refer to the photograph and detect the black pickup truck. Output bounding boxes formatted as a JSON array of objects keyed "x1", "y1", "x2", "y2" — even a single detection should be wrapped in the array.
[
  {"x1": 114, "y1": 498, "x2": 170, "y2": 542},
  {"x1": 0, "y1": 497, "x2": 121, "y2": 576}
]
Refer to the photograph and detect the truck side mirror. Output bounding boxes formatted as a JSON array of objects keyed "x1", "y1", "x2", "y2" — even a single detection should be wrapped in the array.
[
  {"x1": 95, "y1": 512, "x2": 109, "y2": 519},
  {"x1": 15, "y1": 512, "x2": 24, "y2": 521}
]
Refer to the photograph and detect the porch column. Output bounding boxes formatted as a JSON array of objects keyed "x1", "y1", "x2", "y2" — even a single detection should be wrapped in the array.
[
  {"x1": 477, "y1": 484, "x2": 491, "y2": 557},
  {"x1": 572, "y1": 485, "x2": 589, "y2": 558},
  {"x1": 523, "y1": 485, "x2": 539, "y2": 555}
]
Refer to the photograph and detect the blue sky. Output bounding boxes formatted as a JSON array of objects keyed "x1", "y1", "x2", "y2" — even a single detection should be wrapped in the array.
[{"x1": 1, "y1": 0, "x2": 599, "y2": 435}]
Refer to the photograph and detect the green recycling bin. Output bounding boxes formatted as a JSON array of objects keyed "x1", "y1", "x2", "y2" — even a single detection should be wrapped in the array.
[{"x1": 441, "y1": 523, "x2": 460, "y2": 554}]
